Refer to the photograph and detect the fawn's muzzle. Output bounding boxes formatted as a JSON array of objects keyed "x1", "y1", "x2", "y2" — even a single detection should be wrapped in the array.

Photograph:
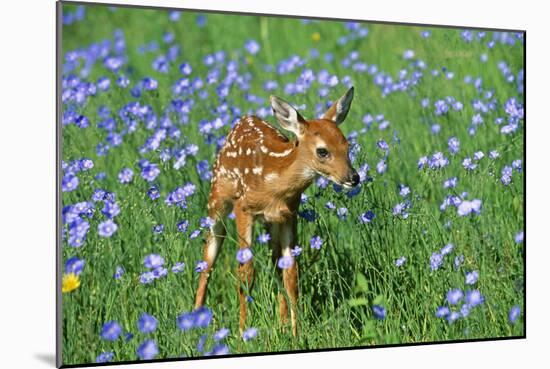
[{"x1": 343, "y1": 169, "x2": 360, "y2": 188}]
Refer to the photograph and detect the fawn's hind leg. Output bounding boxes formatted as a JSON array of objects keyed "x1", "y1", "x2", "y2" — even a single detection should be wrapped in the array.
[
  {"x1": 194, "y1": 196, "x2": 230, "y2": 309},
  {"x1": 234, "y1": 203, "x2": 255, "y2": 334}
]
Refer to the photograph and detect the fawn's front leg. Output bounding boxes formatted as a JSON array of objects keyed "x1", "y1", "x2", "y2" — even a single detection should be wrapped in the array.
[
  {"x1": 280, "y1": 216, "x2": 299, "y2": 337},
  {"x1": 235, "y1": 204, "x2": 255, "y2": 334}
]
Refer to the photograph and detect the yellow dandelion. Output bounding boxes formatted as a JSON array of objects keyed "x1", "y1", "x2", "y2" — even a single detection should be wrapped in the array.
[
  {"x1": 62, "y1": 273, "x2": 81, "y2": 293},
  {"x1": 312, "y1": 32, "x2": 321, "y2": 42}
]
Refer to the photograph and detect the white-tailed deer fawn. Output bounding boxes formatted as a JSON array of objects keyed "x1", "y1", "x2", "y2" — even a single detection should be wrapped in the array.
[{"x1": 194, "y1": 87, "x2": 359, "y2": 336}]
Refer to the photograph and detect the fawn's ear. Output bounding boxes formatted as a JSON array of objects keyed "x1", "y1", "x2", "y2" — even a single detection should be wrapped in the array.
[
  {"x1": 270, "y1": 95, "x2": 307, "y2": 138},
  {"x1": 322, "y1": 87, "x2": 354, "y2": 125}
]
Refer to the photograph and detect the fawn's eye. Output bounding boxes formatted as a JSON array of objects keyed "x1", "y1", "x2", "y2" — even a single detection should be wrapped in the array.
[{"x1": 316, "y1": 148, "x2": 330, "y2": 158}]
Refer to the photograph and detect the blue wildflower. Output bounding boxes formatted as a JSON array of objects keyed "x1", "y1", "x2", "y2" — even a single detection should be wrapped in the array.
[
  {"x1": 509, "y1": 306, "x2": 521, "y2": 323},
  {"x1": 242, "y1": 327, "x2": 258, "y2": 341},
  {"x1": 310, "y1": 235, "x2": 323, "y2": 250},
  {"x1": 100, "y1": 321, "x2": 122, "y2": 341},
  {"x1": 98, "y1": 220, "x2": 118, "y2": 237},
  {"x1": 465, "y1": 271, "x2": 479, "y2": 285},
  {"x1": 137, "y1": 339, "x2": 158, "y2": 360},
  {"x1": 236, "y1": 248, "x2": 253, "y2": 264},
  {"x1": 446, "y1": 289, "x2": 464, "y2": 305},
  {"x1": 137, "y1": 313, "x2": 158, "y2": 334},
  {"x1": 372, "y1": 305, "x2": 386, "y2": 320}
]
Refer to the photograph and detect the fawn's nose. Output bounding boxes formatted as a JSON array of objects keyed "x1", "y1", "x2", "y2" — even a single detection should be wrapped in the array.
[{"x1": 348, "y1": 170, "x2": 360, "y2": 187}]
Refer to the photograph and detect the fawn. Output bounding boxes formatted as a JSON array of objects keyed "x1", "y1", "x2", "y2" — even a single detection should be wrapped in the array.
[{"x1": 194, "y1": 87, "x2": 359, "y2": 336}]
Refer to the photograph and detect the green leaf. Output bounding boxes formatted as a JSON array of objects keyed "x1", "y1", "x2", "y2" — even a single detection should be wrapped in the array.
[
  {"x1": 355, "y1": 272, "x2": 369, "y2": 293},
  {"x1": 348, "y1": 298, "x2": 369, "y2": 307}
]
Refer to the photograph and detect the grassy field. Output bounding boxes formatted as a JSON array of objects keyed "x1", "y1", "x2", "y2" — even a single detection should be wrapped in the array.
[{"x1": 60, "y1": 3, "x2": 525, "y2": 365}]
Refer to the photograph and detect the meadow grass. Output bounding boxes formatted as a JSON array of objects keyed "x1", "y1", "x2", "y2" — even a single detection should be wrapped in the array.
[{"x1": 60, "y1": 4, "x2": 524, "y2": 365}]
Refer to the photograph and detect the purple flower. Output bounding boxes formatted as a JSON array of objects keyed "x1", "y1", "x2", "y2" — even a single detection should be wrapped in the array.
[
  {"x1": 377, "y1": 139, "x2": 389, "y2": 152},
  {"x1": 195, "y1": 260, "x2": 208, "y2": 273},
  {"x1": 153, "y1": 266, "x2": 167, "y2": 279},
  {"x1": 465, "y1": 271, "x2": 479, "y2": 285},
  {"x1": 95, "y1": 352, "x2": 114, "y2": 363},
  {"x1": 244, "y1": 39, "x2": 260, "y2": 55},
  {"x1": 147, "y1": 186, "x2": 160, "y2": 200},
  {"x1": 291, "y1": 245, "x2": 302, "y2": 257},
  {"x1": 359, "y1": 210, "x2": 375, "y2": 224},
  {"x1": 141, "y1": 163, "x2": 160, "y2": 182},
  {"x1": 435, "y1": 306, "x2": 450, "y2": 318},
  {"x1": 236, "y1": 248, "x2": 253, "y2": 264},
  {"x1": 446, "y1": 289, "x2": 464, "y2": 305},
  {"x1": 392, "y1": 202, "x2": 409, "y2": 218},
  {"x1": 440, "y1": 243, "x2": 454, "y2": 256},
  {"x1": 372, "y1": 305, "x2": 386, "y2": 320},
  {"x1": 418, "y1": 156, "x2": 428, "y2": 169},
  {"x1": 144, "y1": 254, "x2": 164, "y2": 269},
  {"x1": 206, "y1": 344, "x2": 230, "y2": 356},
  {"x1": 152, "y1": 224, "x2": 164, "y2": 234},
  {"x1": 429, "y1": 152, "x2": 449, "y2": 169},
  {"x1": 310, "y1": 235, "x2": 323, "y2": 250},
  {"x1": 141, "y1": 77, "x2": 158, "y2": 91},
  {"x1": 62, "y1": 174, "x2": 79, "y2": 192},
  {"x1": 515, "y1": 231, "x2": 524, "y2": 244},
  {"x1": 399, "y1": 185, "x2": 410, "y2": 197},
  {"x1": 277, "y1": 256, "x2": 294, "y2": 269},
  {"x1": 179, "y1": 62, "x2": 192, "y2": 75},
  {"x1": 395, "y1": 256, "x2": 407, "y2": 267},
  {"x1": 102, "y1": 201, "x2": 120, "y2": 218},
  {"x1": 65, "y1": 256, "x2": 85, "y2": 275},
  {"x1": 242, "y1": 327, "x2": 258, "y2": 341},
  {"x1": 137, "y1": 313, "x2": 158, "y2": 334},
  {"x1": 139, "y1": 271, "x2": 155, "y2": 284},
  {"x1": 172, "y1": 262, "x2": 185, "y2": 273},
  {"x1": 98, "y1": 220, "x2": 118, "y2": 237},
  {"x1": 430, "y1": 252, "x2": 444, "y2": 271},
  {"x1": 443, "y1": 177, "x2": 458, "y2": 189},
  {"x1": 137, "y1": 339, "x2": 158, "y2": 360},
  {"x1": 176, "y1": 312, "x2": 195, "y2": 331},
  {"x1": 114, "y1": 266, "x2": 125, "y2": 279},
  {"x1": 194, "y1": 306, "x2": 213, "y2": 328},
  {"x1": 465, "y1": 290, "x2": 484, "y2": 307},
  {"x1": 257, "y1": 233, "x2": 271, "y2": 244},
  {"x1": 214, "y1": 328, "x2": 230, "y2": 341},
  {"x1": 454, "y1": 255, "x2": 465, "y2": 269},
  {"x1": 100, "y1": 321, "x2": 122, "y2": 341},
  {"x1": 512, "y1": 159, "x2": 523, "y2": 172},
  {"x1": 509, "y1": 305, "x2": 521, "y2": 323},
  {"x1": 200, "y1": 216, "x2": 215, "y2": 229},
  {"x1": 448, "y1": 137, "x2": 460, "y2": 154},
  {"x1": 446, "y1": 311, "x2": 460, "y2": 323},
  {"x1": 501, "y1": 166, "x2": 513, "y2": 185},
  {"x1": 337, "y1": 207, "x2": 348, "y2": 219},
  {"x1": 457, "y1": 199, "x2": 482, "y2": 216},
  {"x1": 462, "y1": 157, "x2": 477, "y2": 171},
  {"x1": 376, "y1": 160, "x2": 387, "y2": 174},
  {"x1": 177, "y1": 220, "x2": 189, "y2": 232},
  {"x1": 118, "y1": 168, "x2": 133, "y2": 184}
]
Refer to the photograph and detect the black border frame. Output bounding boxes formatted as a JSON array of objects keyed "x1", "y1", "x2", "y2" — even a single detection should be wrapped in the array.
[{"x1": 56, "y1": 1, "x2": 527, "y2": 368}]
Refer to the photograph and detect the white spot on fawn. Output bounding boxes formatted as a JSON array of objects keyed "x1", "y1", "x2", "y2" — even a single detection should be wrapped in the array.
[
  {"x1": 268, "y1": 148, "x2": 293, "y2": 157},
  {"x1": 264, "y1": 172, "x2": 279, "y2": 182},
  {"x1": 252, "y1": 166, "x2": 263, "y2": 175}
]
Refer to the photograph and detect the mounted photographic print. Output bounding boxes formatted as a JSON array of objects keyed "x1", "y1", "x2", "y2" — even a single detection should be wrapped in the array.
[{"x1": 57, "y1": 1, "x2": 525, "y2": 366}]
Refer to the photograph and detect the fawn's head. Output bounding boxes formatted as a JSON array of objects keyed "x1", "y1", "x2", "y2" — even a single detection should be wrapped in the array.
[{"x1": 269, "y1": 87, "x2": 360, "y2": 188}]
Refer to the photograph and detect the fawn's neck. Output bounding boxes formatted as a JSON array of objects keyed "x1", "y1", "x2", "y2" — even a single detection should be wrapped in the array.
[{"x1": 268, "y1": 143, "x2": 316, "y2": 201}]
